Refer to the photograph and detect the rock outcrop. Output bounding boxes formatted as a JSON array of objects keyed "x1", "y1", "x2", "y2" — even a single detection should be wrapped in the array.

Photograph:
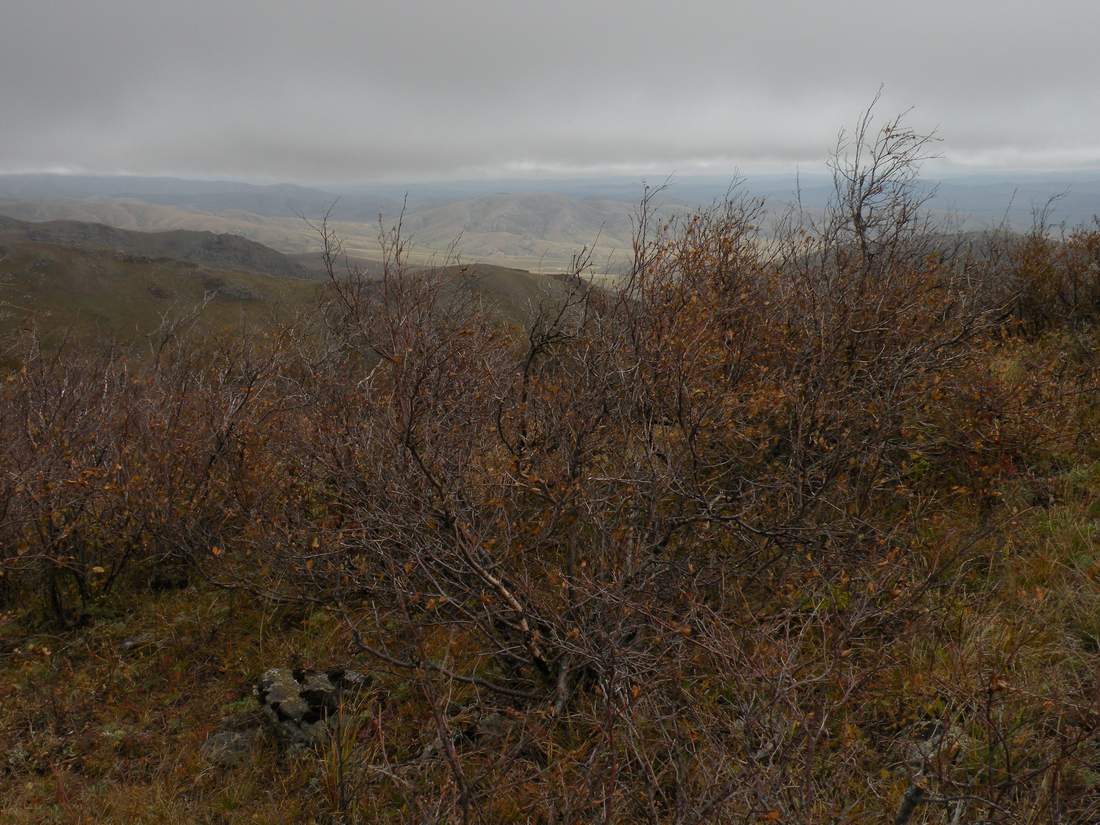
[{"x1": 254, "y1": 667, "x2": 370, "y2": 748}]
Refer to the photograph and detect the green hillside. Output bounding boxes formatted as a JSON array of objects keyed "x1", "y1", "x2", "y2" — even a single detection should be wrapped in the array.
[{"x1": 0, "y1": 239, "x2": 320, "y2": 355}]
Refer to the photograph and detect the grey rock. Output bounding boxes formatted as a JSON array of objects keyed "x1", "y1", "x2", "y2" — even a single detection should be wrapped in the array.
[{"x1": 254, "y1": 667, "x2": 370, "y2": 748}]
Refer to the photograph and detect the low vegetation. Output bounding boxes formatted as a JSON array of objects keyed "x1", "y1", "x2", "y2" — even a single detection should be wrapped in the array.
[
  {"x1": 3, "y1": 109, "x2": 1100, "y2": 823},
  {"x1": 0, "y1": 239, "x2": 321, "y2": 366}
]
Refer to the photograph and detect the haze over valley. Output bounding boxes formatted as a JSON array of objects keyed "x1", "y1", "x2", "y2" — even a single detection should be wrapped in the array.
[{"x1": 4, "y1": 170, "x2": 1100, "y2": 275}]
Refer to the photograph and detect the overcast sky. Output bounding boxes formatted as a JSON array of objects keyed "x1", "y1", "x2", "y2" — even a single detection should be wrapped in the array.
[{"x1": 2, "y1": 0, "x2": 1099, "y2": 183}]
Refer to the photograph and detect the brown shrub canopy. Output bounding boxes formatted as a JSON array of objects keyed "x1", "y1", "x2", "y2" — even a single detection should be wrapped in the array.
[{"x1": 3, "y1": 109, "x2": 1100, "y2": 823}]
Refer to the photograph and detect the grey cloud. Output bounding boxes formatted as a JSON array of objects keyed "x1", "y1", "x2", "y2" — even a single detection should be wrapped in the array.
[{"x1": 2, "y1": 0, "x2": 1099, "y2": 181}]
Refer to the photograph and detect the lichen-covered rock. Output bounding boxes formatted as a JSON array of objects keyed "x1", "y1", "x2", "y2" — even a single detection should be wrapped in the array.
[{"x1": 254, "y1": 667, "x2": 370, "y2": 748}]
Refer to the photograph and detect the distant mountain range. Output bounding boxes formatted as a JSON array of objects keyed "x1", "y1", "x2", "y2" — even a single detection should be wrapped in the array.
[{"x1": 2, "y1": 172, "x2": 1099, "y2": 271}]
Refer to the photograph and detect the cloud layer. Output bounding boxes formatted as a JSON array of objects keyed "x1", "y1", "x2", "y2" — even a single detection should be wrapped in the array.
[{"x1": 3, "y1": 0, "x2": 1099, "y2": 181}]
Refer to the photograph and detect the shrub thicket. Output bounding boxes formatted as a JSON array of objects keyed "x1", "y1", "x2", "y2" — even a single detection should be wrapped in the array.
[{"x1": 3, "y1": 109, "x2": 1100, "y2": 823}]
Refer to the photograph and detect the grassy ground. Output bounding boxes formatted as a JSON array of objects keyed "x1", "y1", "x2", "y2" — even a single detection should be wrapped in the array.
[
  {"x1": 0, "y1": 585, "x2": 357, "y2": 824},
  {"x1": 2, "y1": 455, "x2": 1098, "y2": 823}
]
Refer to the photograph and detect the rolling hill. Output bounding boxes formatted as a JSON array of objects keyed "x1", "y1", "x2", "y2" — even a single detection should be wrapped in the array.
[
  {"x1": 0, "y1": 198, "x2": 325, "y2": 257},
  {"x1": 0, "y1": 218, "x2": 582, "y2": 360},
  {"x1": 423, "y1": 262, "x2": 584, "y2": 327},
  {"x1": 0, "y1": 181, "x2": 657, "y2": 271},
  {"x1": 0, "y1": 214, "x2": 309, "y2": 278},
  {"x1": 396, "y1": 193, "x2": 637, "y2": 270},
  {"x1": 0, "y1": 194, "x2": 635, "y2": 272},
  {"x1": 0, "y1": 238, "x2": 319, "y2": 357},
  {"x1": 5, "y1": 172, "x2": 1100, "y2": 275}
]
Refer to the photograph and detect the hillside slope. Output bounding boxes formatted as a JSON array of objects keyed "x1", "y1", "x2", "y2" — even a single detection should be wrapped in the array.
[
  {"x1": 398, "y1": 193, "x2": 638, "y2": 267},
  {"x1": 0, "y1": 193, "x2": 642, "y2": 271},
  {"x1": 0, "y1": 234, "x2": 577, "y2": 357},
  {"x1": 0, "y1": 215, "x2": 308, "y2": 278},
  {"x1": 0, "y1": 239, "x2": 319, "y2": 354}
]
